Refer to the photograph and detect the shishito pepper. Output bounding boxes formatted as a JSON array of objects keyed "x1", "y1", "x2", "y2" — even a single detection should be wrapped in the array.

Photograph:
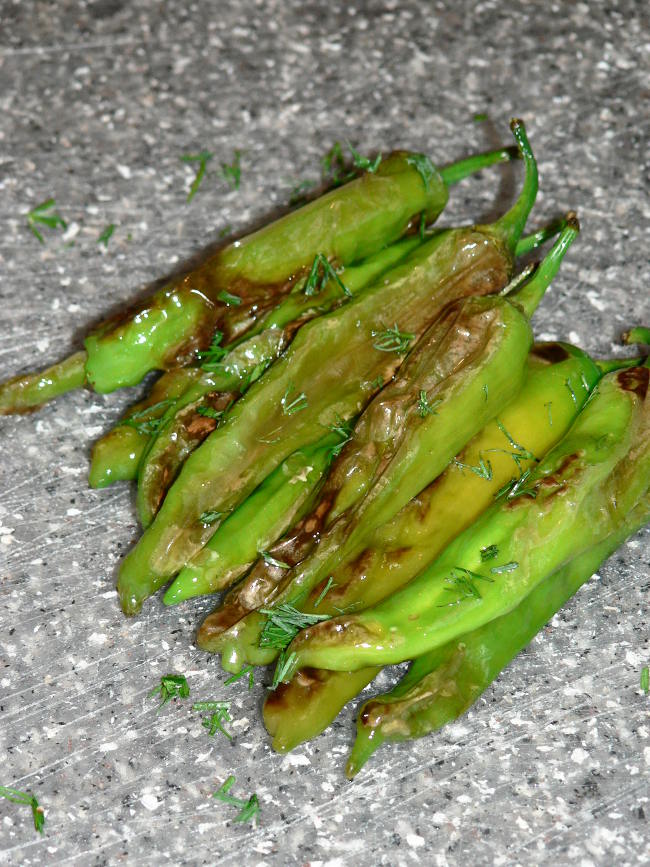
[
  {"x1": 281, "y1": 361, "x2": 650, "y2": 678},
  {"x1": 117, "y1": 120, "x2": 538, "y2": 615},
  {"x1": 346, "y1": 489, "x2": 650, "y2": 778},
  {"x1": 261, "y1": 345, "x2": 635, "y2": 752},
  {"x1": 134, "y1": 236, "x2": 422, "y2": 526},
  {"x1": 197, "y1": 216, "x2": 576, "y2": 671},
  {"x1": 0, "y1": 145, "x2": 517, "y2": 415}
]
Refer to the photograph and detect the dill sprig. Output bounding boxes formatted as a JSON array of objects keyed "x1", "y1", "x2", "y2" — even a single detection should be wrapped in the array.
[
  {"x1": 0, "y1": 786, "x2": 45, "y2": 834},
  {"x1": 321, "y1": 142, "x2": 349, "y2": 185},
  {"x1": 259, "y1": 604, "x2": 331, "y2": 652},
  {"x1": 313, "y1": 576, "x2": 336, "y2": 608},
  {"x1": 220, "y1": 150, "x2": 242, "y2": 190},
  {"x1": 289, "y1": 179, "x2": 316, "y2": 206},
  {"x1": 260, "y1": 550, "x2": 290, "y2": 570},
  {"x1": 327, "y1": 413, "x2": 354, "y2": 459},
  {"x1": 217, "y1": 290, "x2": 242, "y2": 306},
  {"x1": 439, "y1": 567, "x2": 494, "y2": 607},
  {"x1": 480, "y1": 544, "x2": 499, "y2": 562},
  {"x1": 303, "y1": 253, "x2": 351, "y2": 298},
  {"x1": 198, "y1": 331, "x2": 228, "y2": 370},
  {"x1": 405, "y1": 153, "x2": 438, "y2": 193},
  {"x1": 565, "y1": 377, "x2": 578, "y2": 405},
  {"x1": 213, "y1": 776, "x2": 260, "y2": 824},
  {"x1": 494, "y1": 467, "x2": 538, "y2": 502},
  {"x1": 416, "y1": 390, "x2": 441, "y2": 418},
  {"x1": 453, "y1": 454, "x2": 493, "y2": 481},
  {"x1": 199, "y1": 510, "x2": 222, "y2": 526},
  {"x1": 281, "y1": 383, "x2": 308, "y2": 415},
  {"x1": 641, "y1": 666, "x2": 649, "y2": 695},
  {"x1": 181, "y1": 151, "x2": 214, "y2": 202},
  {"x1": 347, "y1": 143, "x2": 382, "y2": 173},
  {"x1": 197, "y1": 405, "x2": 225, "y2": 421},
  {"x1": 490, "y1": 561, "x2": 519, "y2": 574},
  {"x1": 198, "y1": 702, "x2": 233, "y2": 740},
  {"x1": 270, "y1": 650, "x2": 298, "y2": 690},
  {"x1": 27, "y1": 198, "x2": 67, "y2": 243},
  {"x1": 148, "y1": 674, "x2": 190, "y2": 710},
  {"x1": 98, "y1": 223, "x2": 115, "y2": 247},
  {"x1": 122, "y1": 399, "x2": 176, "y2": 436},
  {"x1": 372, "y1": 324, "x2": 415, "y2": 354},
  {"x1": 224, "y1": 665, "x2": 255, "y2": 690}
]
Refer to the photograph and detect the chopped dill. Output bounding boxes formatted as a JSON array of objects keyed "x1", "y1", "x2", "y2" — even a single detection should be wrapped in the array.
[
  {"x1": 181, "y1": 150, "x2": 214, "y2": 202},
  {"x1": 480, "y1": 544, "x2": 499, "y2": 562},
  {"x1": 453, "y1": 454, "x2": 493, "y2": 481},
  {"x1": 313, "y1": 576, "x2": 336, "y2": 608},
  {"x1": 27, "y1": 198, "x2": 67, "y2": 243},
  {"x1": 641, "y1": 666, "x2": 649, "y2": 695},
  {"x1": 303, "y1": 253, "x2": 351, "y2": 298},
  {"x1": 199, "y1": 510, "x2": 222, "y2": 526},
  {"x1": 0, "y1": 786, "x2": 45, "y2": 833},
  {"x1": 217, "y1": 290, "x2": 242, "y2": 306},
  {"x1": 565, "y1": 377, "x2": 578, "y2": 405},
  {"x1": 198, "y1": 331, "x2": 228, "y2": 370},
  {"x1": 224, "y1": 665, "x2": 255, "y2": 690},
  {"x1": 347, "y1": 143, "x2": 382, "y2": 173},
  {"x1": 270, "y1": 650, "x2": 298, "y2": 691},
  {"x1": 98, "y1": 223, "x2": 115, "y2": 246},
  {"x1": 122, "y1": 399, "x2": 176, "y2": 436},
  {"x1": 260, "y1": 550, "x2": 290, "y2": 570},
  {"x1": 289, "y1": 179, "x2": 316, "y2": 205},
  {"x1": 220, "y1": 150, "x2": 242, "y2": 190},
  {"x1": 417, "y1": 390, "x2": 441, "y2": 418},
  {"x1": 405, "y1": 153, "x2": 438, "y2": 193},
  {"x1": 259, "y1": 603, "x2": 330, "y2": 651},
  {"x1": 372, "y1": 324, "x2": 415, "y2": 354},
  {"x1": 281, "y1": 383, "x2": 308, "y2": 415},
  {"x1": 197, "y1": 405, "x2": 224, "y2": 421},
  {"x1": 438, "y1": 567, "x2": 493, "y2": 607},
  {"x1": 213, "y1": 776, "x2": 260, "y2": 824},
  {"x1": 148, "y1": 674, "x2": 190, "y2": 709}
]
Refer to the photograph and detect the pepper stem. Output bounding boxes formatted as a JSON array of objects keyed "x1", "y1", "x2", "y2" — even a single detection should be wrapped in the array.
[
  {"x1": 622, "y1": 326, "x2": 650, "y2": 347},
  {"x1": 595, "y1": 355, "x2": 647, "y2": 374},
  {"x1": 0, "y1": 350, "x2": 87, "y2": 415},
  {"x1": 507, "y1": 213, "x2": 580, "y2": 319},
  {"x1": 490, "y1": 119, "x2": 539, "y2": 255},
  {"x1": 439, "y1": 145, "x2": 519, "y2": 186},
  {"x1": 515, "y1": 216, "x2": 567, "y2": 258}
]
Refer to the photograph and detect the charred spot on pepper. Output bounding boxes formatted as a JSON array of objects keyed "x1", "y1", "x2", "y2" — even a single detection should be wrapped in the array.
[
  {"x1": 531, "y1": 342, "x2": 571, "y2": 365},
  {"x1": 617, "y1": 365, "x2": 649, "y2": 400}
]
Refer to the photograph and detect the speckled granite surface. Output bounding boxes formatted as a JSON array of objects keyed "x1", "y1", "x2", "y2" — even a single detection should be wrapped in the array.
[{"x1": 0, "y1": 1, "x2": 648, "y2": 864}]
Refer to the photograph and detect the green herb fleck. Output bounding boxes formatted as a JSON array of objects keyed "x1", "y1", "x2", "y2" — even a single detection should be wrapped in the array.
[
  {"x1": 148, "y1": 674, "x2": 190, "y2": 710},
  {"x1": 327, "y1": 414, "x2": 354, "y2": 459},
  {"x1": 27, "y1": 198, "x2": 67, "y2": 243},
  {"x1": 289, "y1": 179, "x2": 316, "y2": 205},
  {"x1": 199, "y1": 702, "x2": 233, "y2": 740},
  {"x1": 213, "y1": 776, "x2": 260, "y2": 825},
  {"x1": 480, "y1": 544, "x2": 499, "y2": 562},
  {"x1": 98, "y1": 223, "x2": 115, "y2": 247},
  {"x1": 405, "y1": 153, "x2": 438, "y2": 193},
  {"x1": 270, "y1": 650, "x2": 298, "y2": 690},
  {"x1": 313, "y1": 577, "x2": 336, "y2": 608},
  {"x1": 453, "y1": 454, "x2": 493, "y2": 481},
  {"x1": 260, "y1": 550, "x2": 290, "y2": 570},
  {"x1": 198, "y1": 331, "x2": 228, "y2": 370},
  {"x1": 181, "y1": 151, "x2": 214, "y2": 202},
  {"x1": 224, "y1": 665, "x2": 255, "y2": 690},
  {"x1": 641, "y1": 666, "x2": 649, "y2": 695},
  {"x1": 259, "y1": 604, "x2": 331, "y2": 652},
  {"x1": 122, "y1": 399, "x2": 176, "y2": 436},
  {"x1": 217, "y1": 290, "x2": 242, "y2": 306},
  {"x1": 218, "y1": 224, "x2": 233, "y2": 238},
  {"x1": 473, "y1": 112, "x2": 489, "y2": 123},
  {"x1": 321, "y1": 142, "x2": 350, "y2": 185},
  {"x1": 0, "y1": 786, "x2": 45, "y2": 833},
  {"x1": 483, "y1": 384, "x2": 489, "y2": 402},
  {"x1": 347, "y1": 142, "x2": 382, "y2": 173},
  {"x1": 490, "y1": 561, "x2": 519, "y2": 574},
  {"x1": 416, "y1": 390, "x2": 441, "y2": 418},
  {"x1": 221, "y1": 150, "x2": 242, "y2": 190},
  {"x1": 439, "y1": 567, "x2": 493, "y2": 607},
  {"x1": 199, "y1": 510, "x2": 222, "y2": 526},
  {"x1": 370, "y1": 375, "x2": 384, "y2": 389},
  {"x1": 303, "y1": 253, "x2": 351, "y2": 298},
  {"x1": 494, "y1": 467, "x2": 538, "y2": 502},
  {"x1": 281, "y1": 383, "x2": 308, "y2": 416},
  {"x1": 197, "y1": 405, "x2": 224, "y2": 421},
  {"x1": 565, "y1": 377, "x2": 578, "y2": 405},
  {"x1": 372, "y1": 324, "x2": 415, "y2": 354}
]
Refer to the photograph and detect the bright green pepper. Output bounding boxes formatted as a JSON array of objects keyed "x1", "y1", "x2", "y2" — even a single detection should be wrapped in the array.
[
  {"x1": 346, "y1": 488, "x2": 650, "y2": 777},
  {"x1": 282, "y1": 361, "x2": 650, "y2": 678},
  {"x1": 164, "y1": 432, "x2": 345, "y2": 604},
  {"x1": 117, "y1": 121, "x2": 538, "y2": 615},
  {"x1": 198, "y1": 216, "x2": 575, "y2": 672}
]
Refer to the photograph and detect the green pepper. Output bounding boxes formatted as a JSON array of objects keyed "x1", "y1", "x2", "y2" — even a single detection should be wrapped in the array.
[
  {"x1": 261, "y1": 342, "x2": 620, "y2": 751},
  {"x1": 282, "y1": 361, "x2": 650, "y2": 678},
  {"x1": 199, "y1": 215, "x2": 575, "y2": 672},
  {"x1": 346, "y1": 490, "x2": 650, "y2": 778},
  {"x1": 88, "y1": 367, "x2": 202, "y2": 488},
  {"x1": 163, "y1": 432, "x2": 345, "y2": 605},
  {"x1": 117, "y1": 121, "x2": 538, "y2": 615},
  {"x1": 134, "y1": 236, "x2": 422, "y2": 526}
]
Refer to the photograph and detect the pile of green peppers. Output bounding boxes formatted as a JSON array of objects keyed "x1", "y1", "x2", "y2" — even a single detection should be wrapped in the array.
[{"x1": 3, "y1": 120, "x2": 648, "y2": 778}]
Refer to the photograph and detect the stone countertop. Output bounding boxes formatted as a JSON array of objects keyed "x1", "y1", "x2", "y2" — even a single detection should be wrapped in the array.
[{"x1": 0, "y1": 1, "x2": 648, "y2": 864}]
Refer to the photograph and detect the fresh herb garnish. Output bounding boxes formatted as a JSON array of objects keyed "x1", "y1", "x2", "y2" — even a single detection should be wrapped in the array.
[
  {"x1": 641, "y1": 666, "x2": 649, "y2": 695},
  {"x1": 148, "y1": 674, "x2": 190, "y2": 709},
  {"x1": 370, "y1": 375, "x2": 384, "y2": 389},
  {"x1": 260, "y1": 550, "x2": 290, "y2": 570},
  {"x1": 0, "y1": 786, "x2": 45, "y2": 833},
  {"x1": 480, "y1": 544, "x2": 499, "y2": 562},
  {"x1": 221, "y1": 150, "x2": 242, "y2": 190},
  {"x1": 27, "y1": 198, "x2": 67, "y2": 243},
  {"x1": 453, "y1": 454, "x2": 493, "y2": 481},
  {"x1": 259, "y1": 604, "x2": 331, "y2": 652},
  {"x1": 321, "y1": 142, "x2": 349, "y2": 185},
  {"x1": 218, "y1": 224, "x2": 233, "y2": 238},
  {"x1": 473, "y1": 112, "x2": 488, "y2": 123},
  {"x1": 372, "y1": 324, "x2": 415, "y2": 354},
  {"x1": 213, "y1": 776, "x2": 260, "y2": 824},
  {"x1": 197, "y1": 405, "x2": 224, "y2": 421},
  {"x1": 270, "y1": 650, "x2": 298, "y2": 690},
  {"x1": 224, "y1": 665, "x2": 255, "y2": 690},
  {"x1": 313, "y1": 576, "x2": 336, "y2": 608},
  {"x1": 326, "y1": 414, "x2": 354, "y2": 458},
  {"x1": 416, "y1": 390, "x2": 441, "y2": 418},
  {"x1": 181, "y1": 151, "x2": 214, "y2": 202},
  {"x1": 199, "y1": 510, "x2": 222, "y2": 526},
  {"x1": 217, "y1": 290, "x2": 242, "y2": 306},
  {"x1": 494, "y1": 467, "x2": 538, "y2": 502},
  {"x1": 405, "y1": 153, "x2": 438, "y2": 193},
  {"x1": 122, "y1": 399, "x2": 176, "y2": 436},
  {"x1": 198, "y1": 331, "x2": 228, "y2": 370},
  {"x1": 303, "y1": 253, "x2": 351, "y2": 298},
  {"x1": 347, "y1": 143, "x2": 382, "y2": 173},
  {"x1": 98, "y1": 223, "x2": 115, "y2": 247},
  {"x1": 490, "y1": 561, "x2": 519, "y2": 574},
  {"x1": 439, "y1": 566, "x2": 493, "y2": 607},
  {"x1": 198, "y1": 702, "x2": 233, "y2": 740},
  {"x1": 483, "y1": 384, "x2": 489, "y2": 402},
  {"x1": 281, "y1": 383, "x2": 308, "y2": 416},
  {"x1": 565, "y1": 377, "x2": 578, "y2": 405},
  {"x1": 289, "y1": 179, "x2": 316, "y2": 205}
]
